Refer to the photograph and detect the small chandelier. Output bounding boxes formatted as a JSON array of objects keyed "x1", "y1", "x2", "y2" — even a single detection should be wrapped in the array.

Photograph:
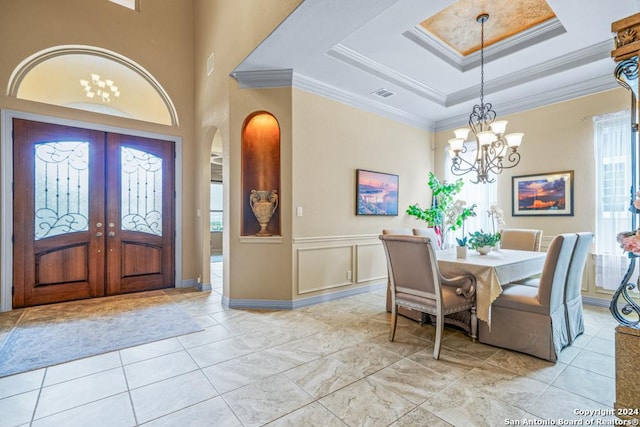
[
  {"x1": 448, "y1": 13, "x2": 524, "y2": 184},
  {"x1": 79, "y1": 74, "x2": 120, "y2": 103}
]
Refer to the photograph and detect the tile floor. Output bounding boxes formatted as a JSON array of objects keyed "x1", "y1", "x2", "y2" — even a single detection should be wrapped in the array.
[{"x1": 0, "y1": 261, "x2": 620, "y2": 426}]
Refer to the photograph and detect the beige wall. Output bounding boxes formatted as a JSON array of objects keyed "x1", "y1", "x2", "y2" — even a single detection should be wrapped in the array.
[
  {"x1": 291, "y1": 90, "x2": 433, "y2": 238},
  {"x1": 223, "y1": 86, "x2": 433, "y2": 303},
  {"x1": 193, "y1": 0, "x2": 302, "y2": 293},
  {"x1": 435, "y1": 87, "x2": 629, "y2": 302},
  {"x1": 290, "y1": 89, "x2": 434, "y2": 301},
  {"x1": 228, "y1": 85, "x2": 294, "y2": 301},
  {"x1": 0, "y1": 0, "x2": 196, "y2": 309}
]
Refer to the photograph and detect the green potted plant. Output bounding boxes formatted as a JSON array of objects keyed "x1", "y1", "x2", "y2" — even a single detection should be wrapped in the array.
[
  {"x1": 468, "y1": 230, "x2": 501, "y2": 255},
  {"x1": 455, "y1": 236, "x2": 469, "y2": 259},
  {"x1": 407, "y1": 172, "x2": 476, "y2": 248}
]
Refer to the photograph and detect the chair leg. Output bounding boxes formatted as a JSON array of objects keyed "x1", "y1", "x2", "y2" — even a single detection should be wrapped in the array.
[
  {"x1": 433, "y1": 312, "x2": 444, "y2": 359},
  {"x1": 470, "y1": 306, "x2": 477, "y2": 343},
  {"x1": 389, "y1": 305, "x2": 398, "y2": 342}
]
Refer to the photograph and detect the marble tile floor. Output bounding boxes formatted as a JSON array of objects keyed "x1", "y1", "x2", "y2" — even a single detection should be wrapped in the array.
[{"x1": 0, "y1": 262, "x2": 620, "y2": 426}]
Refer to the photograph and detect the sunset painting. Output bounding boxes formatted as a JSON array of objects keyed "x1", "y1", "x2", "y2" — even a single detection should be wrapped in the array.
[
  {"x1": 512, "y1": 171, "x2": 574, "y2": 216},
  {"x1": 356, "y1": 170, "x2": 398, "y2": 216}
]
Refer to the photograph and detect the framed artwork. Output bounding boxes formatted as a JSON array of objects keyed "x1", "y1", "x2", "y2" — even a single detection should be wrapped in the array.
[
  {"x1": 356, "y1": 169, "x2": 398, "y2": 216},
  {"x1": 512, "y1": 170, "x2": 574, "y2": 216}
]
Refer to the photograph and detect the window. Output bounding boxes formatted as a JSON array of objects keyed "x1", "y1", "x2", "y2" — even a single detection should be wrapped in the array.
[
  {"x1": 210, "y1": 181, "x2": 223, "y2": 232},
  {"x1": 602, "y1": 160, "x2": 627, "y2": 216},
  {"x1": 445, "y1": 144, "x2": 497, "y2": 246},
  {"x1": 593, "y1": 110, "x2": 633, "y2": 290}
]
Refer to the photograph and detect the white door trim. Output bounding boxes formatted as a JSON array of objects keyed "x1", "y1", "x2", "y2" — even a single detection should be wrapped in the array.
[{"x1": 0, "y1": 109, "x2": 183, "y2": 312}]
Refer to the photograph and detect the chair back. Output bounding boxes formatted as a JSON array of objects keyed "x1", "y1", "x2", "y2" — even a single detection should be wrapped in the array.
[
  {"x1": 537, "y1": 233, "x2": 578, "y2": 310},
  {"x1": 413, "y1": 228, "x2": 440, "y2": 249},
  {"x1": 382, "y1": 228, "x2": 412, "y2": 235},
  {"x1": 565, "y1": 232, "x2": 593, "y2": 302},
  {"x1": 380, "y1": 235, "x2": 441, "y2": 306},
  {"x1": 500, "y1": 228, "x2": 543, "y2": 251}
]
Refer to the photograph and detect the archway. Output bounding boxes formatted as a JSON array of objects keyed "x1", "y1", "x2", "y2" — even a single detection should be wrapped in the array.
[{"x1": 8, "y1": 45, "x2": 177, "y2": 126}]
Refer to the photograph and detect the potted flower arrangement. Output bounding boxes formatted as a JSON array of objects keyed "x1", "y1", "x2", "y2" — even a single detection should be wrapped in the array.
[
  {"x1": 455, "y1": 236, "x2": 469, "y2": 258},
  {"x1": 468, "y1": 230, "x2": 501, "y2": 255},
  {"x1": 407, "y1": 172, "x2": 476, "y2": 248}
]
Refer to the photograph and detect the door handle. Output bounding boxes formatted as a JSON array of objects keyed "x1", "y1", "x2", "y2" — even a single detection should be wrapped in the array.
[
  {"x1": 108, "y1": 231, "x2": 116, "y2": 237},
  {"x1": 96, "y1": 232, "x2": 103, "y2": 237}
]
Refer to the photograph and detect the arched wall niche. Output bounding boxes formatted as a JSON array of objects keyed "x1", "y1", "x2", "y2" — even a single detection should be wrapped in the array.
[
  {"x1": 7, "y1": 45, "x2": 178, "y2": 126},
  {"x1": 241, "y1": 111, "x2": 281, "y2": 236}
]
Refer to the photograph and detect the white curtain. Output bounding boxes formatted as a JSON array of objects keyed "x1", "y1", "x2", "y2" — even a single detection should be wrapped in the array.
[
  {"x1": 593, "y1": 110, "x2": 634, "y2": 290},
  {"x1": 445, "y1": 143, "x2": 497, "y2": 247}
]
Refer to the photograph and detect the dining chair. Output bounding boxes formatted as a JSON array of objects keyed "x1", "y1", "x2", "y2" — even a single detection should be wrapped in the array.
[
  {"x1": 412, "y1": 227, "x2": 440, "y2": 249},
  {"x1": 564, "y1": 232, "x2": 593, "y2": 343},
  {"x1": 382, "y1": 228, "x2": 422, "y2": 322},
  {"x1": 382, "y1": 228, "x2": 412, "y2": 236},
  {"x1": 380, "y1": 234, "x2": 477, "y2": 359},
  {"x1": 500, "y1": 228, "x2": 543, "y2": 251},
  {"x1": 477, "y1": 233, "x2": 577, "y2": 362}
]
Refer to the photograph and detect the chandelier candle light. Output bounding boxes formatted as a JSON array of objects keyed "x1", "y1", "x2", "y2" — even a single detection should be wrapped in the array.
[{"x1": 448, "y1": 13, "x2": 524, "y2": 184}]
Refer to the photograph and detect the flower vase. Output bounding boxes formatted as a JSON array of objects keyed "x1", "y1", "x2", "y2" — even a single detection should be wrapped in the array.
[
  {"x1": 249, "y1": 189, "x2": 278, "y2": 236},
  {"x1": 456, "y1": 246, "x2": 468, "y2": 259},
  {"x1": 476, "y1": 246, "x2": 492, "y2": 255}
]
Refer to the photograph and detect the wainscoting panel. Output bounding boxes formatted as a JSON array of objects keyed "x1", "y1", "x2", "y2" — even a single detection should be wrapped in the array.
[
  {"x1": 297, "y1": 245, "x2": 354, "y2": 294},
  {"x1": 356, "y1": 242, "x2": 387, "y2": 284}
]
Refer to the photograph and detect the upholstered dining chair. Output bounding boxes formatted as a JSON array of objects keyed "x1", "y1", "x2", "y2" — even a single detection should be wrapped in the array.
[
  {"x1": 382, "y1": 228, "x2": 412, "y2": 236},
  {"x1": 500, "y1": 228, "x2": 543, "y2": 251},
  {"x1": 478, "y1": 233, "x2": 577, "y2": 362},
  {"x1": 382, "y1": 228, "x2": 423, "y2": 321},
  {"x1": 380, "y1": 234, "x2": 477, "y2": 359},
  {"x1": 412, "y1": 227, "x2": 440, "y2": 249},
  {"x1": 564, "y1": 232, "x2": 593, "y2": 343}
]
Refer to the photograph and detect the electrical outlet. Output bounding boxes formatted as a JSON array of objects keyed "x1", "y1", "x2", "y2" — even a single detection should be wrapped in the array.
[
  {"x1": 296, "y1": 206, "x2": 303, "y2": 216},
  {"x1": 347, "y1": 270, "x2": 352, "y2": 280}
]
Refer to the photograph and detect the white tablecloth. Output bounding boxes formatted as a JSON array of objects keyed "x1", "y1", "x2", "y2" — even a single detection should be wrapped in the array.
[{"x1": 437, "y1": 248, "x2": 546, "y2": 325}]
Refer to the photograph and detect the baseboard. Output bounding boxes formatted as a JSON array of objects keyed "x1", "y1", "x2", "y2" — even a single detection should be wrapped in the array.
[
  {"x1": 582, "y1": 295, "x2": 610, "y2": 308},
  {"x1": 196, "y1": 282, "x2": 212, "y2": 292},
  {"x1": 222, "y1": 281, "x2": 386, "y2": 310},
  {"x1": 179, "y1": 279, "x2": 198, "y2": 288}
]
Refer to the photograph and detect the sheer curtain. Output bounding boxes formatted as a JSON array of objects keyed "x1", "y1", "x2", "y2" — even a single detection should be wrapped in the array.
[
  {"x1": 593, "y1": 110, "x2": 634, "y2": 290},
  {"x1": 445, "y1": 143, "x2": 497, "y2": 247}
]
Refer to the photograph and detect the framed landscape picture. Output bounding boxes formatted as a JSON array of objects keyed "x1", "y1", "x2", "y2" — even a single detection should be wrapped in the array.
[
  {"x1": 356, "y1": 169, "x2": 398, "y2": 216},
  {"x1": 512, "y1": 170, "x2": 574, "y2": 216}
]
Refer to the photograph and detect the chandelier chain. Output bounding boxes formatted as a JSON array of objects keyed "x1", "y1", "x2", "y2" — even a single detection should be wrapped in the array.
[{"x1": 479, "y1": 15, "x2": 485, "y2": 110}]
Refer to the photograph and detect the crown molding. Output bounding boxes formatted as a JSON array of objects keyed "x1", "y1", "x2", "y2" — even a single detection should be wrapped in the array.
[
  {"x1": 229, "y1": 51, "x2": 616, "y2": 134},
  {"x1": 447, "y1": 40, "x2": 614, "y2": 106},
  {"x1": 435, "y1": 73, "x2": 619, "y2": 132},
  {"x1": 326, "y1": 44, "x2": 446, "y2": 105},
  {"x1": 292, "y1": 72, "x2": 433, "y2": 130},
  {"x1": 230, "y1": 69, "x2": 294, "y2": 88},
  {"x1": 403, "y1": 17, "x2": 566, "y2": 72}
]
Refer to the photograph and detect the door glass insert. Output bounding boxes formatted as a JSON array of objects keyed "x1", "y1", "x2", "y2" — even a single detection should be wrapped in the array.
[
  {"x1": 121, "y1": 146, "x2": 163, "y2": 236},
  {"x1": 34, "y1": 141, "x2": 90, "y2": 240}
]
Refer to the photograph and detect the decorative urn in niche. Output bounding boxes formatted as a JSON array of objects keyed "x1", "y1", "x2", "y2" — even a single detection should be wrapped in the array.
[{"x1": 250, "y1": 190, "x2": 279, "y2": 236}]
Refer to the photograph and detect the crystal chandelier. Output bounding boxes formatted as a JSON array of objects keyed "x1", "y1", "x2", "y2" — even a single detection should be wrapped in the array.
[
  {"x1": 448, "y1": 13, "x2": 524, "y2": 184},
  {"x1": 79, "y1": 74, "x2": 120, "y2": 103}
]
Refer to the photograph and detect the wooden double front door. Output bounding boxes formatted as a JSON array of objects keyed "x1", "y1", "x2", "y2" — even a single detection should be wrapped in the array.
[{"x1": 12, "y1": 119, "x2": 175, "y2": 308}]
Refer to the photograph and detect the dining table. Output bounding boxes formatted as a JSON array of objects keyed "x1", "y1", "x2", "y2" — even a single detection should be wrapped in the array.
[{"x1": 436, "y1": 247, "x2": 547, "y2": 326}]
